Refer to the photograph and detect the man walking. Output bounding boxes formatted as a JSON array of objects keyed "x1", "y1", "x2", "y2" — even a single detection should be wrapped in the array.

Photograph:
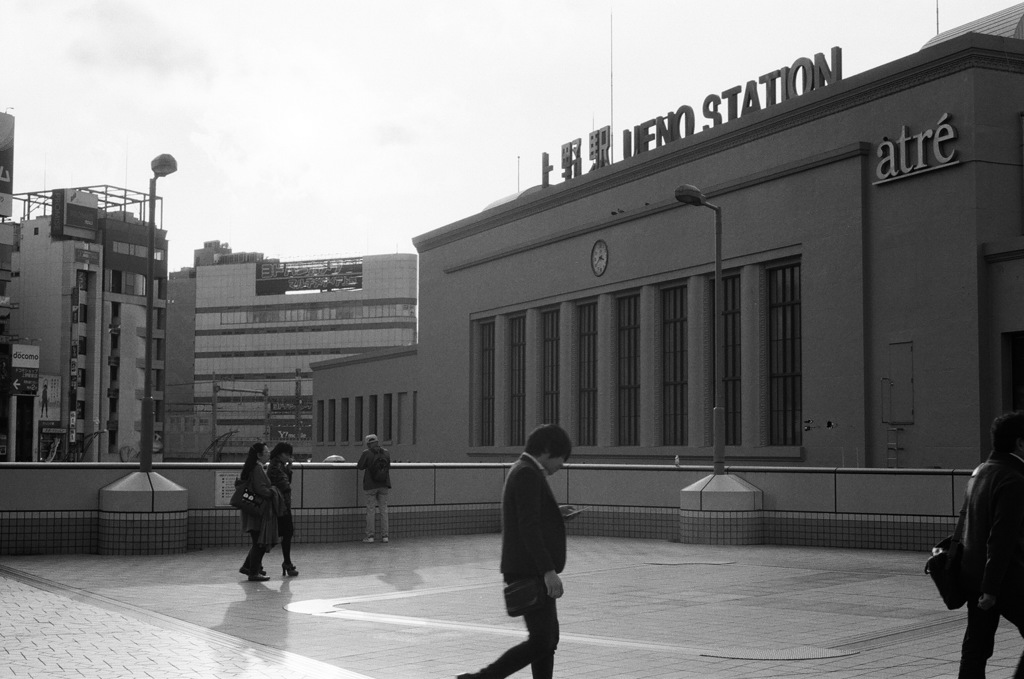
[
  {"x1": 458, "y1": 423, "x2": 572, "y2": 679},
  {"x1": 959, "y1": 410, "x2": 1024, "y2": 678},
  {"x1": 357, "y1": 434, "x2": 391, "y2": 543}
]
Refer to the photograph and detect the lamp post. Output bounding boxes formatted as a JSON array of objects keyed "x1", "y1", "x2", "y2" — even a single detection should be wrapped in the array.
[
  {"x1": 141, "y1": 153, "x2": 177, "y2": 472},
  {"x1": 675, "y1": 184, "x2": 725, "y2": 475}
]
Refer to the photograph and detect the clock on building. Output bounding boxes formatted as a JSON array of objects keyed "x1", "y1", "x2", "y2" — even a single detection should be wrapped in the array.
[{"x1": 591, "y1": 239, "x2": 608, "y2": 276}]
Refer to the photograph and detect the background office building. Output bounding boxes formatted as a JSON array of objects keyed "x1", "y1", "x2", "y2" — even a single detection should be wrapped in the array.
[
  {"x1": 9, "y1": 186, "x2": 168, "y2": 462},
  {"x1": 165, "y1": 243, "x2": 417, "y2": 460},
  {"x1": 313, "y1": 6, "x2": 1024, "y2": 469}
]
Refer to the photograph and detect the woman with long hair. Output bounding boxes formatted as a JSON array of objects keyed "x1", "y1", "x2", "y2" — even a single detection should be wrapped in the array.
[
  {"x1": 238, "y1": 441, "x2": 273, "y2": 581},
  {"x1": 267, "y1": 442, "x2": 298, "y2": 576}
]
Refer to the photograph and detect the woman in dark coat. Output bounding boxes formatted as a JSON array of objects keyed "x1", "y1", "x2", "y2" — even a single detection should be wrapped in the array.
[
  {"x1": 267, "y1": 442, "x2": 298, "y2": 577},
  {"x1": 238, "y1": 442, "x2": 273, "y2": 582}
]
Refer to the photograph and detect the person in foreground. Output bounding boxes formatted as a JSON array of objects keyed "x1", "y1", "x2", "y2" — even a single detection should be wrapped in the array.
[
  {"x1": 237, "y1": 442, "x2": 275, "y2": 582},
  {"x1": 267, "y1": 442, "x2": 298, "y2": 577},
  {"x1": 958, "y1": 410, "x2": 1024, "y2": 678},
  {"x1": 458, "y1": 423, "x2": 572, "y2": 679}
]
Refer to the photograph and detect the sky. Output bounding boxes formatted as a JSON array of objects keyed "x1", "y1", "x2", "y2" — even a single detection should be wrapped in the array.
[{"x1": 1, "y1": 0, "x2": 1017, "y2": 271}]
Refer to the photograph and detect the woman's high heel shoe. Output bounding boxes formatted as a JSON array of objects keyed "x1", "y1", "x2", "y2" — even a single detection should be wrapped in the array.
[{"x1": 282, "y1": 562, "x2": 299, "y2": 577}]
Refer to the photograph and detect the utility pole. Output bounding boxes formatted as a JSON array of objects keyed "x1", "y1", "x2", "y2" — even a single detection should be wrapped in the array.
[
  {"x1": 294, "y1": 368, "x2": 301, "y2": 440},
  {"x1": 211, "y1": 375, "x2": 218, "y2": 441},
  {"x1": 263, "y1": 385, "x2": 270, "y2": 440}
]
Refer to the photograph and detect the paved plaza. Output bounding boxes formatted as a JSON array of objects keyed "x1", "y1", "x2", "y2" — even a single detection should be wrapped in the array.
[{"x1": 1, "y1": 535, "x2": 1021, "y2": 678}]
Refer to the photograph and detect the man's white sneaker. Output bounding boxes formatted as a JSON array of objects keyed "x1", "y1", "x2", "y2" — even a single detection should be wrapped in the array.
[
  {"x1": 362, "y1": 537, "x2": 374, "y2": 543},
  {"x1": 382, "y1": 537, "x2": 389, "y2": 543}
]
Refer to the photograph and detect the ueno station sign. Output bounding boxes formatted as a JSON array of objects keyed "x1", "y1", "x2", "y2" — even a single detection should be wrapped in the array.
[{"x1": 542, "y1": 47, "x2": 843, "y2": 187}]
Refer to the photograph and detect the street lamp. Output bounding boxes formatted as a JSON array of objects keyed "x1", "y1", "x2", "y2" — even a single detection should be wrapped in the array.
[
  {"x1": 675, "y1": 184, "x2": 725, "y2": 475},
  {"x1": 141, "y1": 153, "x2": 177, "y2": 472}
]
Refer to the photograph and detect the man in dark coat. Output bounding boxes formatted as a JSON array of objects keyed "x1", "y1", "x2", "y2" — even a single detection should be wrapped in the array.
[
  {"x1": 458, "y1": 423, "x2": 572, "y2": 679},
  {"x1": 959, "y1": 410, "x2": 1024, "y2": 678},
  {"x1": 356, "y1": 434, "x2": 391, "y2": 543}
]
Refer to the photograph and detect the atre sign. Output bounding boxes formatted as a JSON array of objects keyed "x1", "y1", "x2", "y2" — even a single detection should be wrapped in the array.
[{"x1": 874, "y1": 113, "x2": 959, "y2": 185}]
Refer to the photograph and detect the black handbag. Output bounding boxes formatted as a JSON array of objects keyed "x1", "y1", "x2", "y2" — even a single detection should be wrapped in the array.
[
  {"x1": 230, "y1": 477, "x2": 264, "y2": 517},
  {"x1": 925, "y1": 487, "x2": 970, "y2": 610},
  {"x1": 503, "y1": 577, "x2": 546, "y2": 617}
]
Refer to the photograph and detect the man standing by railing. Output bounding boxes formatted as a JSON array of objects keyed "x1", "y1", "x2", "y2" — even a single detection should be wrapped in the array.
[{"x1": 357, "y1": 434, "x2": 391, "y2": 544}]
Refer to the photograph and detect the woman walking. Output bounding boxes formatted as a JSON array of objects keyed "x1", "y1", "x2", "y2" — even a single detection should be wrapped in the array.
[
  {"x1": 238, "y1": 442, "x2": 274, "y2": 582},
  {"x1": 268, "y1": 442, "x2": 298, "y2": 577}
]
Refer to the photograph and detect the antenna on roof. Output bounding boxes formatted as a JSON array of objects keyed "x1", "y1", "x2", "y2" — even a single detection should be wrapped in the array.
[
  {"x1": 936, "y1": 0, "x2": 940, "y2": 35},
  {"x1": 610, "y1": 6, "x2": 615, "y2": 163}
]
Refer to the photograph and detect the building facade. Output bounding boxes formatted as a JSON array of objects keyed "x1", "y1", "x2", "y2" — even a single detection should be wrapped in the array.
[
  {"x1": 165, "y1": 247, "x2": 417, "y2": 460},
  {"x1": 9, "y1": 186, "x2": 168, "y2": 462},
  {"x1": 312, "y1": 14, "x2": 1024, "y2": 468}
]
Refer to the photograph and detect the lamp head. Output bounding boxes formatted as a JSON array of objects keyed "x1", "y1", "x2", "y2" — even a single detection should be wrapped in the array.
[
  {"x1": 674, "y1": 184, "x2": 707, "y2": 206},
  {"x1": 151, "y1": 154, "x2": 178, "y2": 178}
]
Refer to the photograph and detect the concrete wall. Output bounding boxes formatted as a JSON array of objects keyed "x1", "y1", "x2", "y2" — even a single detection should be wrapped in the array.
[
  {"x1": 3, "y1": 462, "x2": 970, "y2": 554},
  {"x1": 0, "y1": 462, "x2": 971, "y2": 515}
]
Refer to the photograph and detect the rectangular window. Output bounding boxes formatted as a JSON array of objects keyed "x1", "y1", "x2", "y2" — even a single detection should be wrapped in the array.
[
  {"x1": 724, "y1": 275, "x2": 741, "y2": 445},
  {"x1": 368, "y1": 395, "x2": 378, "y2": 438},
  {"x1": 383, "y1": 393, "x2": 393, "y2": 441},
  {"x1": 397, "y1": 392, "x2": 406, "y2": 444},
  {"x1": 316, "y1": 400, "x2": 325, "y2": 443},
  {"x1": 354, "y1": 397, "x2": 364, "y2": 442},
  {"x1": 509, "y1": 316, "x2": 526, "y2": 447},
  {"x1": 617, "y1": 295, "x2": 640, "y2": 445},
  {"x1": 769, "y1": 264, "x2": 802, "y2": 445},
  {"x1": 542, "y1": 309, "x2": 560, "y2": 424},
  {"x1": 577, "y1": 302, "x2": 598, "y2": 446},
  {"x1": 327, "y1": 398, "x2": 336, "y2": 442},
  {"x1": 662, "y1": 285, "x2": 687, "y2": 445},
  {"x1": 480, "y1": 321, "x2": 495, "y2": 446},
  {"x1": 340, "y1": 398, "x2": 350, "y2": 442},
  {"x1": 1013, "y1": 334, "x2": 1024, "y2": 411},
  {"x1": 712, "y1": 275, "x2": 742, "y2": 445}
]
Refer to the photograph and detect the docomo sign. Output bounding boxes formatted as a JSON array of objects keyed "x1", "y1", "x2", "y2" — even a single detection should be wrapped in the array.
[
  {"x1": 874, "y1": 113, "x2": 959, "y2": 184},
  {"x1": 11, "y1": 344, "x2": 39, "y2": 369},
  {"x1": 11, "y1": 343, "x2": 39, "y2": 395}
]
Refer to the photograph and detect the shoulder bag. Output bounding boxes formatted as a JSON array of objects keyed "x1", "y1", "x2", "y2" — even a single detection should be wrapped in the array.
[
  {"x1": 230, "y1": 476, "x2": 265, "y2": 517},
  {"x1": 925, "y1": 487, "x2": 969, "y2": 610}
]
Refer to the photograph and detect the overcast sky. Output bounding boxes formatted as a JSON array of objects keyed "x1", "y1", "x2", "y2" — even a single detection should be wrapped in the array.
[{"x1": 2, "y1": 0, "x2": 1015, "y2": 270}]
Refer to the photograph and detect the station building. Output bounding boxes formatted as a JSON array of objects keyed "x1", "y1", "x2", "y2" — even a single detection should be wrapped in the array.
[{"x1": 312, "y1": 6, "x2": 1024, "y2": 468}]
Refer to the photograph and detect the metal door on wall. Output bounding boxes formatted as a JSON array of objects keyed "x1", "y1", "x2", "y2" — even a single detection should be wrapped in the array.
[
  {"x1": 883, "y1": 341, "x2": 914, "y2": 425},
  {"x1": 882, "y1": 341, "x2": 914, "y2": 467}
]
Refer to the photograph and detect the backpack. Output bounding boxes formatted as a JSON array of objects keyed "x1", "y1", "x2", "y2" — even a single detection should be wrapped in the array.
[{"x1": 369, "y1": 452, "x2": 389, "y2": 483}]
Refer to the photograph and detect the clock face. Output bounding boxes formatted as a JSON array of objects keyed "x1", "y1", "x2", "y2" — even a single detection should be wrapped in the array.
[{"x1": 591, "y1": 240, "x2": 608, "y2": 276}]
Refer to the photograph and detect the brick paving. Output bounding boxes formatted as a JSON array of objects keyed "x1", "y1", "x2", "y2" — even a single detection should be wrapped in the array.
[{"x1": 1, "y1": 535, "x2": 1021, "y2": 678}]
